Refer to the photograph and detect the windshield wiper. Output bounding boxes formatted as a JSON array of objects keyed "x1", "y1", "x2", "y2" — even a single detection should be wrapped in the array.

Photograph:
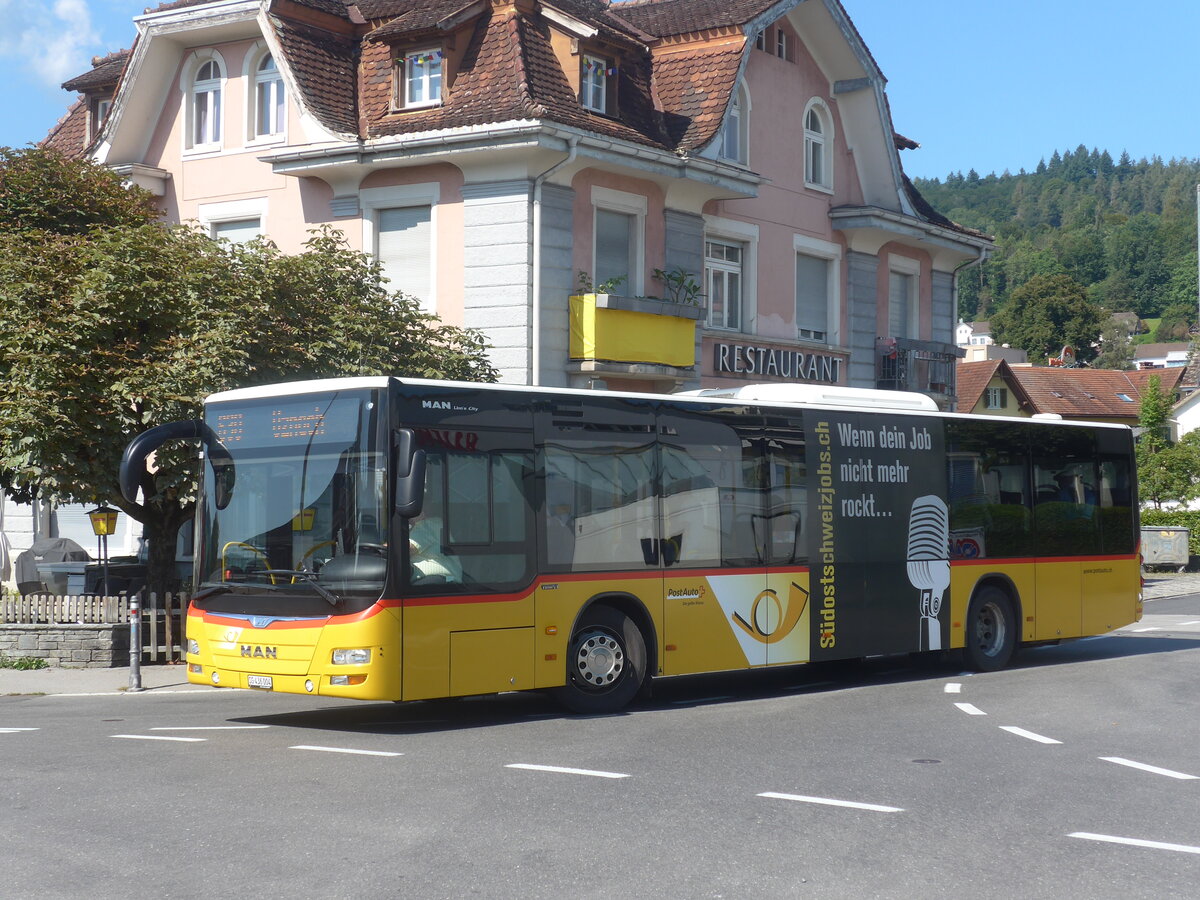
[
  {"x1": 193, "y1": 584, "x2": 232, "y2": 603},
  {"x1": 260, "y1": 570, "x2": 339, "y2": 607}
]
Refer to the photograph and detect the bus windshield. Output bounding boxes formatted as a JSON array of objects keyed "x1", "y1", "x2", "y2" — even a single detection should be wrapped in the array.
[{"x1": 195, "y1": 389, "x2": 388, "y2": 614}]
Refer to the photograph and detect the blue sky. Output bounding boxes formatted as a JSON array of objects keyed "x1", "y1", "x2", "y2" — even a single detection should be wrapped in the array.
[{"x1": 1, "y1": 1, "x2": 1197, "y2": 181}]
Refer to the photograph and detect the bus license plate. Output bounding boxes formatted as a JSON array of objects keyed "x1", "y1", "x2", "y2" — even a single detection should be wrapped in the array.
[{"x1": 247, "y1": 675, "x2": 273, "y2": 690}]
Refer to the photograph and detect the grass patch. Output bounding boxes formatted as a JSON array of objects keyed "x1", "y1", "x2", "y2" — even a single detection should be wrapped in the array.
[{"x1": 0, "y1": 655, "x2": 49, "y2": 670}]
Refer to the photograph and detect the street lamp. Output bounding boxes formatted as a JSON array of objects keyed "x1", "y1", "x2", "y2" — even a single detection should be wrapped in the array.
[{"x1": 87, "y1": 504, "x2": 119, "y2": 596}]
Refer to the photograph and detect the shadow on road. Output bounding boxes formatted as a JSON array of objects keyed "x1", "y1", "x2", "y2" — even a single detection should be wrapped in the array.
[{"x1": 226, "y1": 630, "x2": 1200, "y2": 736}]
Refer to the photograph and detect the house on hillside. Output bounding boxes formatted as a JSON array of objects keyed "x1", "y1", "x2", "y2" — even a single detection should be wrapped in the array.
[
  {"x1": 957, "y1": 361, "x2": 1184, "y2": 425},
  {"x1": 955, "y1": 319, "x2": 992, "y2": 347},
  {"x1": 1134, "y1": 342, "x2": 1190, "y2": 370},
  {"x1": 43, "y1": 0, "x2": 988, "y2": 397}
]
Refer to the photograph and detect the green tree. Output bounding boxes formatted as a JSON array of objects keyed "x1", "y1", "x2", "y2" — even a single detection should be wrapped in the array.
[
  {"x1": 991, "y1": 273, "x2": 1103, "y2": 363},
  {"x1": 1133, "y1": 375, "x2": 1200, "y2": 508},
  {"x1": 0, "y1": 148, "x2": 496, "y2": 595},
  {"x1": 1092, "y1": 318, "x2": 1134, "y2": 370}
]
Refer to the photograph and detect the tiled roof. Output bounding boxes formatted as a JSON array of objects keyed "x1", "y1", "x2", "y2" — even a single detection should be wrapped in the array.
[
  {"x1": 272, "y1": 15, "x2": 360, "y2": 135},
  {"x1": 651, "y1": 40, "x2": 743, "y2": 149},
  {"x1": 616, "y1": 0, "x2": 780, "y2": 36},
  {"x1": 1007, "y1": 366, "x2": 1184, "y2": 419},
  {"x1": 956, "y1": 359, "x2": 1003, "y2": 412},
  {"x1": 1133, "y1": 342, "x2": 1189, "y2": 359},
  {"x1": 358, "y1": 0, "x2": 468, "y2": 28},
  {"x1": 62, "y1": 50, "x2": 130, "y2": 92},
  {"x1": 38, "y1": 99, "x2": 89, "y2": 157}
]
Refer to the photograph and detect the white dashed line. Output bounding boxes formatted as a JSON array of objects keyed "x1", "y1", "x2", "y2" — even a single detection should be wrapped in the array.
[
  {"x1": 150, "y1": 725, "x2": 270, "y2": 731},
  {"x1": 944, "y1": 683, "x2": 962, "y2": 694},
  {"x1": 0, "y1": 727, "x2": 39, "y2": 734},
  {"x1": 1179, "y1": 620, "x2": 1200, "y2": 626},
  {"x1": 506, "y1": 763, "x2": 629, "y2": 779},
  {"x1": 999, "y1": 726, "x2": 1062, "y2": 744},
  {"x1": 758, "y1": 792, "x2": 903, "y2": 813},
  {"x1": 290, "y1": 745, "x2": 402, "y2": 757},
  {"x1": 955, "y1": 702, "x2": 987, "y2": 716},
  {"x1": 112, "y1": 734, "x2": 206, "y2": 743},
  {"x1": 1099, "y1": 757, "x2": 1198, "y2": 780},
  {"x1": 1069, "y1": 832, "x2": 1200, "y2": 855},
  {"x1": 1131, "y1": 627, "x2": 1160, "y2": 633}
]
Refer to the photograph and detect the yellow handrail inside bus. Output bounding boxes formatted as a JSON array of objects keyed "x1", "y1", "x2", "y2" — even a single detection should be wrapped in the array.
[{"x1": 221, "y1": 541, "x2": 277, "y2": 584}]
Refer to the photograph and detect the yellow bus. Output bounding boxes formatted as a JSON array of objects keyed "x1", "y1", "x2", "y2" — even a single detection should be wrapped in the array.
[{"x1": 120, "y1": 377, "x2": 1142, "y2": 712}]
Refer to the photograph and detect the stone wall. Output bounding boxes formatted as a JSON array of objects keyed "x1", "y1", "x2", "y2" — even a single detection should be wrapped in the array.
[{"x1": 0, "y1": 623, "x2": 130, "y2": 668}]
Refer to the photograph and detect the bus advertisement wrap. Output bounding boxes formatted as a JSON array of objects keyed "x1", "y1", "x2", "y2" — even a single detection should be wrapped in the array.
[{"x1": 807, "y1": 412, "x2": 947, "y2": 661}]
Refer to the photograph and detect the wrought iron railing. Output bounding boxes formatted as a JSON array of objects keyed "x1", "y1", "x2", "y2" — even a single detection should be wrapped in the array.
[{"x1": 876, "y1": 337, "x2": 964, "y2": 401}]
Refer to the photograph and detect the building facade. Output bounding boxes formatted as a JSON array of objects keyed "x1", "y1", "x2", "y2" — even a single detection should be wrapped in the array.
[{"x1": 44, "y1": 0, "x2": 988, "y2": 398}]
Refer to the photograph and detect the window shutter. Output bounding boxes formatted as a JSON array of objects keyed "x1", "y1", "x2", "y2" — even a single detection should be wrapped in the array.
[
  {"x1": 795, "y1": 253, "x2": 828, "y2": 339},
  {"x1": 377, "y1": 206, "x2": 433, "y2": 306}
]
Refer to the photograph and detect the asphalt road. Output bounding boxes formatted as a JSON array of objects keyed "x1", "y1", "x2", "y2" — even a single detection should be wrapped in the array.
[{"x1": 3, "y1": 596, "x2": 1199, "y2": 899}]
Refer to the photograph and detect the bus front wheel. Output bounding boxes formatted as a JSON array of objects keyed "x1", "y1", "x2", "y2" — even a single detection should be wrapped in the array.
[
  {"x1": 963, "y1": 587, "x2": 1017, "y2": 672},
  {"x1": 554, "y1": 605, "x2": 647, "y2": 714}
]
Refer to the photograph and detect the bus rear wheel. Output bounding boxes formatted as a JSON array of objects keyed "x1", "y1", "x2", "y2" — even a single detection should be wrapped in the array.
[
  {"x1": 963, "y1": 587, "x2": 1016, "y2": 672},
  {"x1": 554, "y1": 605, "x2": 646, "y2": 714}
]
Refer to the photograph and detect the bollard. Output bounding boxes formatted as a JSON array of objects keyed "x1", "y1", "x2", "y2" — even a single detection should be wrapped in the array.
[{"x1": 128, "y1": 594, "x2": 143, "y2": 692}]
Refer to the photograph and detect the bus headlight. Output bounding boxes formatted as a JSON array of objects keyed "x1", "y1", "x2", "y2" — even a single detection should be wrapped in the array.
[
  {"x1": 187, "y1": 639, "x2": 201, "y2": 655},
  {"x1": 332, "y1": 648, "x2": 371, "y2": 665}
]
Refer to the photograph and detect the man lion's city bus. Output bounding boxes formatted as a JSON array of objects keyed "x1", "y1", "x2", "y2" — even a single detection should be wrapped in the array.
[{"x1": 120, "y1": 378, "x2": 1142, "y2": 713}]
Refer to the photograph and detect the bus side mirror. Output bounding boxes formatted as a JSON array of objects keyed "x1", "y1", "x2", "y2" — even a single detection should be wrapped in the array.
[
  {"x1": 120, "y1": 420, "x2": 236, "y2": 509},
  {"x1": 395, "y1": 428, "x2": 426, "y2": 518}
]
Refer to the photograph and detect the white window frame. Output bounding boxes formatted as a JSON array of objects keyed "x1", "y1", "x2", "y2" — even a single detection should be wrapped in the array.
[
  {"x1": 590, "y1": 186, "x2": 646, "y2": 296},
  {"x1": 245, "y1": 43, "x2": 285, "y2": 143},
  {"x1": 985, "y1": 387, "x2": 1007, "y2": 410},
  {"x1": 793, "y1": 233, "x2": 842, "y2": 346},
  {"x1": 198, "y1": 197, "x2": 268, "y2": 242},
  {"x1": 703, "y1": 215, "x2": 759, "y2": 335},
  {"x1": 403, "y1": 48, "x2": 443, "y2": 109},
  {"x1": 181, "y1": 50, "x2": 226, "y2": 155},
  {"x1": 887, "y1": 253, "x2": 921, "y2": 340},
  {"x1": 581, "y1": 54, "x2": 608, "y2": 113},
  {"x1": 803, "y1": 98, "x2": 833, "y2": 192},
  {"x1": 776, "y1": 28, "x2": 788, "y2": 60},
  {"x1": 718, "y1": 80, "x2": 750, "y2": 166},
  {"x1": 360, "y1": 183, "x2": 440, "y2": 313}
]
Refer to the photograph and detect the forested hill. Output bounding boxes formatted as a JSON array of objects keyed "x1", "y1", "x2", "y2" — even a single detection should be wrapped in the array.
[{"x1": 913, "y1": 146, "x2": 1200, "y2": 365}]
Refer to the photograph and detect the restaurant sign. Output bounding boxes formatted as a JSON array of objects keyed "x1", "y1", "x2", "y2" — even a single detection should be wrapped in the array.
[{"x1": 713, "y1": 341, "x2": 843, "y2": 383}]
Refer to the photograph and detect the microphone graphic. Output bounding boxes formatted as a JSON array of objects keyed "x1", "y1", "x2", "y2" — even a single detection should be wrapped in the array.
[{"x1": 906, "y1": 495, "x2": 949, "y2": 651}]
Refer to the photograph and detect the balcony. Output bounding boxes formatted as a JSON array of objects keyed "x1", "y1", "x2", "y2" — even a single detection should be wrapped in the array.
[
  {"x1": 568, "y1": 293, "x2": 701, "y2": 375},
  {"x1": 876, "y1": 336, "x2": 964, "y2": 406}
]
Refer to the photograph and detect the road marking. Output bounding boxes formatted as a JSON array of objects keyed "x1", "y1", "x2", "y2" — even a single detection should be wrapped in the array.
[
  {"x1": 999, "y1": 726, "x2": 1062, "y2": 744},
  {"x1": 955, "y1": 702, "x2": 986, "y2": 716},
  {"x1": 1131, "y1": 627, "x2": 1160, "y2": 633},
  {"x1": 112, "y1": 734, "x2": 206, "y2": 743},
  {"x1": 289, "y1": 745, "x2": 402, "y2": 757},
  {"x1": 944, "y1": 683, "x2": 962, "y2": 694},
  {"x1": 150, "y1": 725, "x2": 270, "y2": 731},
  {"x1": 1179, "y1": 620, "x2": 1200, "y2": 626},
  {"x1": 758, "y1": 792, "x2": 903, "y2": 813},
  {"x1": 0, "y1": 727, "x2": 39, "y2": 734},
  {"x1": 506, "y1": 763, "x2": 630, "y2": 779},
  {"x1": 1099, "y1": 757, "x2": 1198, "y2": 780},
  {"x1": 1069, "y1": 832, "x2": 1200, "y2": 855}
]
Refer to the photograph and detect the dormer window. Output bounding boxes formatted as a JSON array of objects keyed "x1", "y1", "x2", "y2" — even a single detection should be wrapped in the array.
[
  {"x1": 192, "y1": 59, "x2": 223, "y2": 147},
  {"x1": 401, "y1": 48, "x2": 443, "y2": 108},
  {"x1": 89, "y1": 97, "x2": 111, "y2": 141},
  {"x1": 580, "y1": 54, "x2": 610, "y2": 114},
  {"x1": 254, "y1": 53, "x2": 284, "y2": 137}
]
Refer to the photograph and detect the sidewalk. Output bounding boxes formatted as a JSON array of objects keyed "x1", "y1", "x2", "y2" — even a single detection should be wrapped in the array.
[
  {"x1": 1142, "y1": 570, "x2": 1200, "y2": 600},
  {"x1": 0, "y1": 663, "x2": 201, "y2": 696}
]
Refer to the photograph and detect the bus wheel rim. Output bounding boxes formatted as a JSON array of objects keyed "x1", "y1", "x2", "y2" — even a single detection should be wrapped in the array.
[
  {"x1": 573, "y1": 629, "x2": 624, "y2": 689},
  {"x1": 975, "y1": 600, "x2": 1006, "y2": 657}
]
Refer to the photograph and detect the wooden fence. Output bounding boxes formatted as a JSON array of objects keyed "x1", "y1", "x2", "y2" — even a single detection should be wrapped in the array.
[{"x1": 1, "y1": 592, "x2": 188, "y2": 663}]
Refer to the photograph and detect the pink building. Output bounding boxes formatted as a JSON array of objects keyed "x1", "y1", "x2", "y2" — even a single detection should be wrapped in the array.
[{"x1": 45, "y1": 0, "x2": 990, "y2": 400}]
